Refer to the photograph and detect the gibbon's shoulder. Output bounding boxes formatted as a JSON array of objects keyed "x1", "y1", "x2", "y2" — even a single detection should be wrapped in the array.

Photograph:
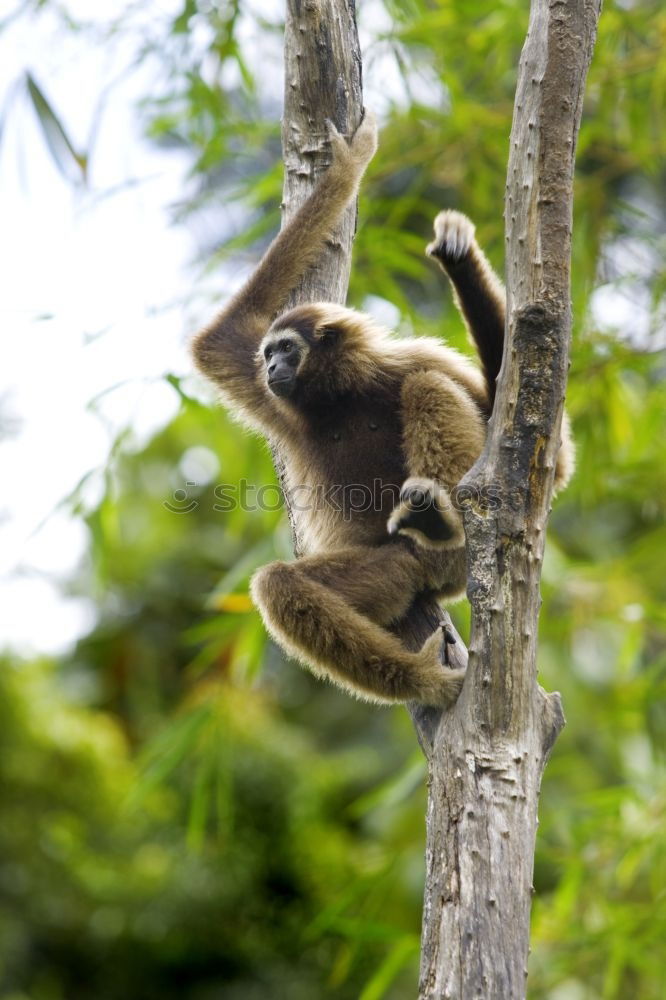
[
  {"x1": 386, "y1": 334, "x2": 489, "y2": 409},
  {"x1": 313, "y1": 305, "x2": 490, "y2": 409}
]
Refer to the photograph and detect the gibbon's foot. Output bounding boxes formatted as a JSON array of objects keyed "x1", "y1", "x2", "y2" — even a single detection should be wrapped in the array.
[
  {"x1": 387, "y1": 477, "x2": 464, "y2": 550},
  {"x1": 426, "y1": 209, "x2": 476, "y2": 266},
  {"x1": 326, "y1": 110, "x2": 378, "y2": 176},
  {"x1": 415, "y1": 628, "x2": 466, "y2": 706}
]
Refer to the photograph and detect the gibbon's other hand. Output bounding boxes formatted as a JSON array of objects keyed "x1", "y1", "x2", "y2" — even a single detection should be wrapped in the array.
[
  {"x1": 426, "y1": 209, "x2": 476, "y2": 265},
  {"x1": 387, "y1": 477, "x2": 464, "y2": 550},
  {"x1": 326, "y1": 110, "x2": 378, "y2": 177}
]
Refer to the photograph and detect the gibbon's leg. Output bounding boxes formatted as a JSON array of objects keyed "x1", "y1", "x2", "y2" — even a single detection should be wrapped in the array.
[
  {"x1": 251, "y1": 542, "x2": 465, "y2": 707},
  {"x1": 426, "y1": 209, "x2": 575, "y2": 489},
  {"x1": 388, "y1": 370, "x2": 486, "y2": 598}
]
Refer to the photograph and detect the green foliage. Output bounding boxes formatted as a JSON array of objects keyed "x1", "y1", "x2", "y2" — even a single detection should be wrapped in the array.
[
  {"x1": 2, "y1": 0, "x2": 666, "y2": 998},
  {"x1": 0, "y1": 657, "x2": 429, "y2": 999}
]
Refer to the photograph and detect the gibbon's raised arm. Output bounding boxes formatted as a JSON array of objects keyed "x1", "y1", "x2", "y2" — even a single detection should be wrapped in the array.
[
  {"x1": 426, "y1": 210, "x2": 575, "y2": 488},
  {"x1": 426, "y1": 210, "x2": 506, "y2": 411},
  {"x1": 191, "y1": 113, "x2": 378, "y2": 426}
]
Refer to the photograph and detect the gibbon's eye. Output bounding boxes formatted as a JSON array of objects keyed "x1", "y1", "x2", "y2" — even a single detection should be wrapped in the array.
[
  {"x1": 280, "y1": 340, "x2": 293, "y2": 353},
  {"x1": 264, "y1": 347, "x2": 273, "y2": 361}
]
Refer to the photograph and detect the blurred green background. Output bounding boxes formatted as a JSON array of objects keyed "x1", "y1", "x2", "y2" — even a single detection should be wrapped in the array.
[{"x1": 1, "y1": 1, "x2": 665, "y2": 998}]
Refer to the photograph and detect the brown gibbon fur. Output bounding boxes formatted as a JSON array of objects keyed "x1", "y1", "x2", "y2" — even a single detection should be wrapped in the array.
[{"x1": 191, "y1": 112, "x2": 574, "y2": 707}]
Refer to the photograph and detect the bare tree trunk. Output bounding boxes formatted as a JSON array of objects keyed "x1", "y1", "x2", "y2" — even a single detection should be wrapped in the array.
[
  {"x1": 417, "y1": 2, "x2": 602, "y2": 998},
  {"x1": 281, "y1": 0, "x2": 362, "y2": 308}
]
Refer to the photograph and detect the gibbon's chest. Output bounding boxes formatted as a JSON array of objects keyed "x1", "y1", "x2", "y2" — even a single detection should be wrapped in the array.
[
  {"x1": 278, "y1": 390, "x2": 408, "y2": 553},
  {"x1": 301, "y1": 391, "x2": 406, "y2": 492}
]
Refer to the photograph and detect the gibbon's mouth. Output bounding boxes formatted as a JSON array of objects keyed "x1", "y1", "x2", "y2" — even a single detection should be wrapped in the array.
[{"x1": 268, "y1": 375, "x2": 296, "y2": 398}]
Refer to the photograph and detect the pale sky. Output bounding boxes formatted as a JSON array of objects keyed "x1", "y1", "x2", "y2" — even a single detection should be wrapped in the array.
[{"x1": 1, "y1": 1, "x2": 193, "y2": 654}]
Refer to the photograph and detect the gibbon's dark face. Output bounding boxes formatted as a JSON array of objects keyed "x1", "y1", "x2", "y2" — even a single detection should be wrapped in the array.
[{"x1": 262, "y1": 332, "x2": 308, "y2": 398}]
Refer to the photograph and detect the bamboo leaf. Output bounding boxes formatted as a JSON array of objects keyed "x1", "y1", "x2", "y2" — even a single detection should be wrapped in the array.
[
  {"x1": 358, "y1": 936, "x2": 420, "y2": 1000},
  {"x1": 25, "y1": 71, "x2": 87, "y2": 183}
]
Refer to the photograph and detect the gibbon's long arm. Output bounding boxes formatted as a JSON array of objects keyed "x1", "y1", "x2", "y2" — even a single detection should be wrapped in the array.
[
  {"x1": 426, "y1": 210, "x2": 506, "y2": 411},
  {"x1": 427, "y1": 210, "x2": 575, "y2": 490},
  {"x1": 191, "y1": 113, "x2": 378, "y2": 428}
]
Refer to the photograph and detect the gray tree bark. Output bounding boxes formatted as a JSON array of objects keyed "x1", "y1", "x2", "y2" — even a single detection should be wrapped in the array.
[
  {"x1": 281, "y1": 0, "x2": 362, "y2": 309},
  {"x1": 417, "y1": 2, "x2": 602, "y2": 998}
]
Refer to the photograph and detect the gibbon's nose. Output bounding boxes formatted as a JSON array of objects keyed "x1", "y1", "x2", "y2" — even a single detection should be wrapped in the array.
[{"x1": 267, "y1": 356, "x2": 294, "y2": 383}]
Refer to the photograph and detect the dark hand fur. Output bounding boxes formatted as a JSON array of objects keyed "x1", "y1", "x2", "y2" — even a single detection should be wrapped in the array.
[{"x1": 192, "y1": 114, "x2": 575, "y2": 708}]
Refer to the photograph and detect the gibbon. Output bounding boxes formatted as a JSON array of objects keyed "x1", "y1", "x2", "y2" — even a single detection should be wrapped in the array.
[{"x1": 191, "y1": 112, "x2": 574, "y2": 707}]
